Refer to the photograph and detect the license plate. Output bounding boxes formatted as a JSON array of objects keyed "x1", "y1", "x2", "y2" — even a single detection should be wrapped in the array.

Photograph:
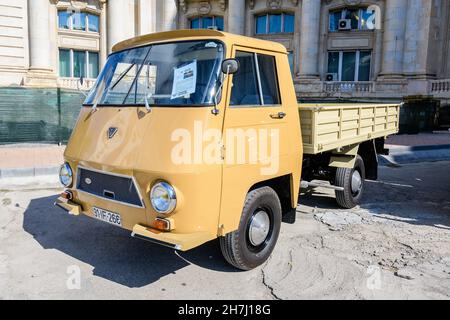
[{"x1": 92, "y1": 207, "x2": 122, "y2": 227}]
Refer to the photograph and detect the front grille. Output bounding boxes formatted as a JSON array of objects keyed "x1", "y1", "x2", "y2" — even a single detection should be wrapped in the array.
[{"x1": 77, "y1": 167, "x2": 144, "y2": 207}]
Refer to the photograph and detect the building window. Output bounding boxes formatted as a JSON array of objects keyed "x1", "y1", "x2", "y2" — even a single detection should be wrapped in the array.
[
  {"x1": 57, "y1": 10, "x2": 100, "y2": 33},
  {"x1": 255, "y1": 13, "x2": 294, "y2": 34},
  {"x1": 59, "y1": 49, "x2": 71, "y2": 77},
  {"x1": 190, "y1": 16, "x2": 224, "y2": 31},
  {"x1": 59, "y1": 49, "x2": 99, "y2": 78},
  {"x1": 327, "y1": 50, "x2": 372, "y2": 81},
  {"x1": 72, "y1": 12, "x2": 86, "y2": 31},
  {"x1": 73, "y1": 50, "x2": 86, "y2": 78},
  {"x1": 329, "y1": 8, "x2": 374, "y2": 31},
  {"x1": 88, "y1": 52, "x2": 99, "y2": 78},
  {"x1": 88, "y1": 14, "x2": 100, "y2": 32},
  {"x1": 58, "y1": 11, "x2": 70, "y2": 29}
]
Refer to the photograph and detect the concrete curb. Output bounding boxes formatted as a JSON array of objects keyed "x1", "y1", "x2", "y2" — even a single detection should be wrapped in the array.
[
  {"x1": 381, "y1": 144, "x2": 450, "y2": 166},
  {"x1": 0, "y1": 166, "x2": 59, "y2": 179},
  {"x1": 389, "y1": 144, "x2": 450, "y2": 152},
  {"x1": 0, "y1": 175, "x2": 62, "y2": 191},
  {"x1": 1, "y1": 146, "x2": 449, "y2": 179}
]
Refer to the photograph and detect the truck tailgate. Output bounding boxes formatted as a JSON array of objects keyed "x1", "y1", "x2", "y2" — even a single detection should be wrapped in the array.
[{"x1": 299, "y1": 103, "x2": 400, "y2": 154}]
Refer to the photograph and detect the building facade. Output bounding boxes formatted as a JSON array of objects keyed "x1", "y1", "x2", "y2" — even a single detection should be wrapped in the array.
[
  {"x1": 0, "y1": 0, "x2": 178, "y2": 89},
  {"x1": 0, "y1": 0, "x2": 449, "y2": 133}
]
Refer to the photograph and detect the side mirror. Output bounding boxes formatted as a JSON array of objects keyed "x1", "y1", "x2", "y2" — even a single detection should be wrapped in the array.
[{"x1": 221, "y1": 58, "x2": 239, "y2": 75}]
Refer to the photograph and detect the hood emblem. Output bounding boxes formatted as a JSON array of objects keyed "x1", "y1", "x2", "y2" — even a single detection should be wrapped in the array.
[
  {"x1": 108, "y1": 127, "x2": 118, "y2": 139},
  {"x1": 85, "y1": 178, "x2": 92, "y2": 185}
]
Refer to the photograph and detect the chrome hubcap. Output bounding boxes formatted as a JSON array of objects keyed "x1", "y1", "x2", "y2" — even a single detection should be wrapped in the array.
[
  {"x1": 249, "y1": 210, "x2": 271, "y2": 246},
  {"x1": 351, "y1": 170, "x2": 362, "y2": 194}
]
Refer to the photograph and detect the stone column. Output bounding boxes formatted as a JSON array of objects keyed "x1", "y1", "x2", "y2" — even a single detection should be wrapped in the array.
[
  {"x1": 379, "y1": 0, "x2": 408, "y2": 79},
  {"x1": 403, "y1": 0, "x2": 431, "y2": 78},
  {"x1": 48, "y1": 1, "x2": 58, "y2": 74},
  {"x1": 137, "y1": 0, "x2": 154, "y2": 35},
  {"x1": 162, "y1": 0, "x2": 177, "y2": 31},
  {"x1": 446, "y1": 11, "x2": 450, "y2": 78},
  {"x1": 373, "y1": 29, "x2": 383, "y2": 78},
  {"x1": 28, "y1": 0, "x2": 52, "y2": 71},
  {"x1": 227, "y1": 0, "x2": 245, "y2": 34},
  {"x1": 149, "y1": 0, "x2": 157, "y2": 32},
  {"x1": 298, "y1": 0, "x2": 321, "y2": 79},
  {"x1": 100, "y1": 0, "x2": 107, "y2": 65},
  {"x1": 25, "y1": 0, "x2": 57, "y2": 86},
  {"x1": 107, "y1": 0, "x2": 135, "y2": 52}
]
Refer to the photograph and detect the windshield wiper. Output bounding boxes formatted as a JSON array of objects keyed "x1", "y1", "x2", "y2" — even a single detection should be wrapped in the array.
[
  {"x1": 90, "y1": 63, "x2": 135, "y2": 110},
  {"x1": 110, "y1": 63, "x2": 135, "y2": 91},
  {"x1": 122, "y1": 46, "x2": 153, "y2": 106}
]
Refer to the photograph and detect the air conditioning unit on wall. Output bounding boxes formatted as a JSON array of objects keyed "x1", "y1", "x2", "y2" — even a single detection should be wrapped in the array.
[
  {"x1": 325, "y1": 73, "x2": 338, "y2": 82},
  {"x1": 338, "y1": 19, "x2": 352, "y2": 30}
]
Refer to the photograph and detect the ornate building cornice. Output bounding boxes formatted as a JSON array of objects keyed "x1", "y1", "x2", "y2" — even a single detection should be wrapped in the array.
[
  {"x1": 267, "y1": 0, "x2": 282, "y2": 9},
  {"x1": 198, "y1": 1, "x2": 212, "y2": 15},
  {"x1": 344, "y1": 0, "x2": 363, "y2": 6},
  {"x1": 50, "y1": 0, "x2": 107, "y2": 6},
  {"x1": 249, "y1": 0, "x2": 299, "y2": 10},
  {"x1": 179, "y1": 0, "x2": 188, "y2": 13},
  {"x1": 179, "y1": 0, "x2": 227, "y2": 14},
  {"x1": 219, "y1": 0, "x2": 226, "y2": 11}
]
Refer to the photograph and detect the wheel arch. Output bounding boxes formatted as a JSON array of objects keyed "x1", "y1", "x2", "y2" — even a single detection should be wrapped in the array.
[
  {"x1": 358, "y1": 140, "x2": 378, "y2": 180},
  {"x1": 248, "y1": 174, "x2": 296, "y2": 224}
]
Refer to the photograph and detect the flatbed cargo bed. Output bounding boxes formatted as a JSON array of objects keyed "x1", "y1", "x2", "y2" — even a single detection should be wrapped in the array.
[{"x1": 299, "y1": 103, "x2": 400, "y2": 154}]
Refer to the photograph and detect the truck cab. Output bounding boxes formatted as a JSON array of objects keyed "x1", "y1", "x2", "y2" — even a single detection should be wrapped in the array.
[{"x1": 56, "y1": 30, "x2": 399, "y2": 270}]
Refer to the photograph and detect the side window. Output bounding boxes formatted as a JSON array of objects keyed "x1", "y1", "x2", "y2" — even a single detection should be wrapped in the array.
[
  {"x1": 230, "y1": 51, "x2": 281, "y2": 107},
  {"x1": 230, "y1": 51, "x2": 261, "y2": 106},
  {"x1": 257, "y1": 54, "x2": 280, "y2": 105}
]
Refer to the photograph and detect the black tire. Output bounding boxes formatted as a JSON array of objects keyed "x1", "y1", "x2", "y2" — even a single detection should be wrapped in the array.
[
  {"x1": 219, "y1": 186, "x2": 282, "y2": 271},
  {"x1": 335, "y1": 155, "x2": 365, "y2": 209}
]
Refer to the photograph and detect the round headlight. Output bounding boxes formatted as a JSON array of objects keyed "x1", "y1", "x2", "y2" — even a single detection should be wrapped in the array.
[
  {"x1": 59, "y1": 163, "x2": 73, "y2": 187},
  {"x1": 150, "y1": 181, "x2": 177, "y2": 214}
]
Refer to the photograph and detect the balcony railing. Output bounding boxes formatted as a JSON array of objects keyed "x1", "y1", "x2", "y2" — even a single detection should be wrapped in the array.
[
  {"x1": 430, "y1": 79, "x2": 450, "y2": 93},
  {"x1": 323, "y1": 81, "x2": 374, "y2": 94},
  {"x1": 58, "y1": 77, "x2": 96, "y2": 91}
]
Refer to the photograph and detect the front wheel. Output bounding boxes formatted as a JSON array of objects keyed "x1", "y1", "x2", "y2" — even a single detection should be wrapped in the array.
[
  {"x1": 335, "y1": 155, "x2": 366, "y2": 209},
  {"x1": 219, "y1": 186, "x2": 282, "y2": 271}
]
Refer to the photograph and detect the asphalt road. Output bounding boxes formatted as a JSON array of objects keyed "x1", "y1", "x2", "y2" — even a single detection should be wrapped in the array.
[{"x1": 1, "y1": 161, "x2": 449, "y2": 299}]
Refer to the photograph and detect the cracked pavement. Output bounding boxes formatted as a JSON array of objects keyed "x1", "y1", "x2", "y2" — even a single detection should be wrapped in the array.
[{"x1": 0, "y1": 161, "x2": 449, "y2": 299}]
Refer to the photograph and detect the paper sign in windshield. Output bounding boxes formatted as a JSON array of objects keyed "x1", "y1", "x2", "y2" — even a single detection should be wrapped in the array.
[{"x1": 171, "y1": 60, "x2": 197, "y2": 100}]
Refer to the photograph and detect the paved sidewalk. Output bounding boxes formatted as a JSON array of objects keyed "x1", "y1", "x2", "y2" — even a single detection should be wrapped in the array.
[
  {"x1": 0, "y1": 131, "x2": 449, "y2": 179},
  {"x1": 384, "y1": 131, "x2": 450, "y2": 165},
  {"x1": 0, "y1": 144, "x2": 64, "y2": 179},
  {"x1": 386, "y1": 131, "x2": 450, "y2": 147}
]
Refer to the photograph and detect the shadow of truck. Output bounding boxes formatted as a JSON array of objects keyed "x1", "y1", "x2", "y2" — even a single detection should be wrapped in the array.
[{"x1": 22, "y1": 195, "x2": 237, "y2": 288}]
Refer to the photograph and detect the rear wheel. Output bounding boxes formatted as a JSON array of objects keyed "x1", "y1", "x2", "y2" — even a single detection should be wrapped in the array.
[
  {"x1": 335, "y1": 155, "x2": 365, "y2": 209},
  {"x1": 219, "y1": 186, "x2": 282, "y2": 271}
]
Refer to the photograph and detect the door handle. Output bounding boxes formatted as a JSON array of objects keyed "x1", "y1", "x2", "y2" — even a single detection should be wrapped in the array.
[{"x1": 270, "y1": 112, "x2": 286, "y2": 119}]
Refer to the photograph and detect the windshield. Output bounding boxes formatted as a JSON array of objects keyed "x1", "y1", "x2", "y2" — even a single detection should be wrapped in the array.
[{"x1": 84, "y1": 40, "x2": 224, "y2": 106}]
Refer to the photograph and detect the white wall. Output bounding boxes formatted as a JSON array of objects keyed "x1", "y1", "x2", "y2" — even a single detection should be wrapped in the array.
[{"x1": 0, "y1": 0, "x2": 28, "y2": 85}]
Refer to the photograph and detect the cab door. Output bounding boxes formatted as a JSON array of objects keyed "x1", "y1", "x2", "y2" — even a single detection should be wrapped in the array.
[{"x1": 218, "y1": 46, "x2": 291, "y2": 234}]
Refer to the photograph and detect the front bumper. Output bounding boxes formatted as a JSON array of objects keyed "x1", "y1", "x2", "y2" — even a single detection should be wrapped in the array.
[
  {"x1": 54, "y1": 196, "x2": 213, "y2": 251},
  {"x1": 54, "y1": 197, "x2": 82, "y2": 215},
  {"x1": 131, "y1": 224, "x2": 212, "y2": 251}
]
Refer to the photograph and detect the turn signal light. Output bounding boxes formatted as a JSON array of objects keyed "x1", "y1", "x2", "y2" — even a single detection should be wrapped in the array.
[
  {"x1": 61, "y1": 190, "x2": 73, "y2": 200},
  {"x1": 153, "y1": 218, "x2": 171, "y2": 231}
]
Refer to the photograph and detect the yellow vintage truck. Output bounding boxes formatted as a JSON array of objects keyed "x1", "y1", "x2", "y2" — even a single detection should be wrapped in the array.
[{"x1": 55, "y1": 30, "x2": 400, "y2": 270}]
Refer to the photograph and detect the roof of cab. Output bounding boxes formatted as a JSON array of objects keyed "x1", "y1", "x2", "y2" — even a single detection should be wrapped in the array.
[{"x1": 112, "y1": 29, "x2": 288, "y2": 54}]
